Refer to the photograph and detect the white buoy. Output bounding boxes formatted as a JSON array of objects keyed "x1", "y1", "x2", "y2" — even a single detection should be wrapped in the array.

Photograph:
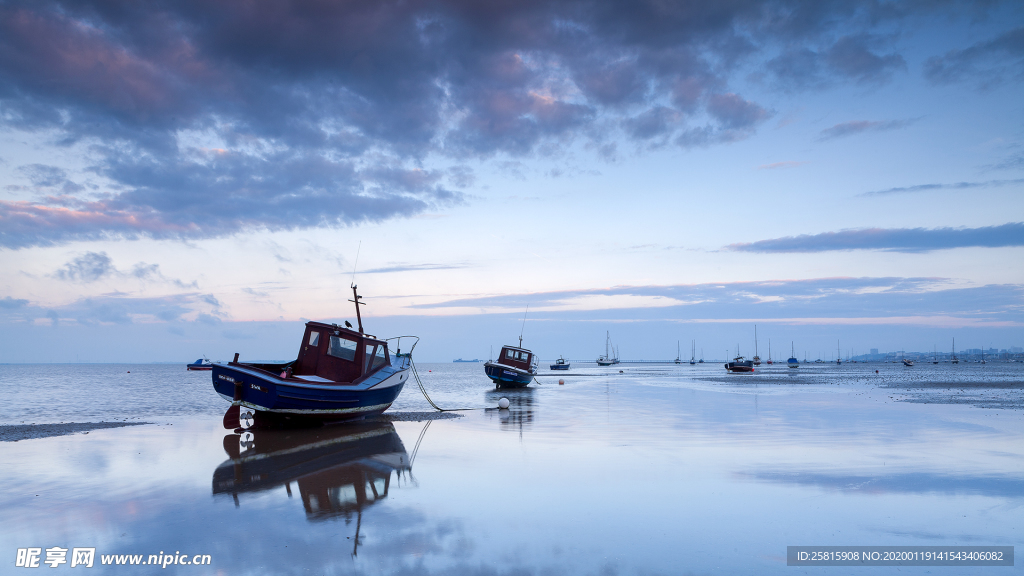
[
  {"x1": 498, "y1": 397, "x2": 510, "y2": 409},
  {"x1": 558, "y1": 379, "x2": 564, "y2": 385}
]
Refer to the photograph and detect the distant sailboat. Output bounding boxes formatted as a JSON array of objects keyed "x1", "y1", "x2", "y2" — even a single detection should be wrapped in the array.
[
  {"x1": 699, "y1": 348, "x2": 704, "y2": 363},
  {"x1": 951, "y1": 338, "x2": 958, "y2": 364},
  {"x1": 675, "y1": 341, "x2": 681, "y2": 365},
  {"x1": 767, "y1": 339, "x2": 773, "y2": 365},
  {"x1": 787, "y1": 342, "x2": 799, "y2": 368},
  {"x1": 690, "y1": 340, "x2": 696, "y2": 365},
  {"x1": 836, "y1": 340, "x2": 842, "y2": 365},
  {"x1": 752, "y1": 326, "x2": 761, "y2": 366},
  {"x1": 596, "y1": 331, "x2": 619, "y2": 366}
]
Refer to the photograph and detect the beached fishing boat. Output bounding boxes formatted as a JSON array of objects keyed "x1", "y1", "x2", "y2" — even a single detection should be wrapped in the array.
[
  {"x1": 550, "y1": 356, "x2": 570, "y2": 370},
  {"x1": 484, "y1": 338, "x2": 538, "y2": 387},
  {"x1": 596, "y1": 331, "x2": 620, "y2": 366},
  {"x1": 213, "y1": 286, "x2": 416, "y2": 428},
  {"x1": 725, "y1": 347, "x2": 754, "y2": 373},
  {"x1": 187, "y1": 357, "x2": 213, "y2": 371}
]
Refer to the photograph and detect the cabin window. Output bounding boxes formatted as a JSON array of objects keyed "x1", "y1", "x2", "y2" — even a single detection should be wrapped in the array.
[
  {"x1": 363, "y1": 344, "x2": 388, "y2": 373},
  {"x1": 308, "y1": 332, "x2": 320, "y2": 347},
  {"x1": 364, "y1": 345, "x2": 375, "y2": 373},
  {"x1": 328, "y1": 336, "x2": 357, "y2": 361},
  {"x1": 505, "y1": 349, "x2": 515, "y2": 359},
  {"x1": 372, "y1": 345, "x2": 388, "y2": 370}
]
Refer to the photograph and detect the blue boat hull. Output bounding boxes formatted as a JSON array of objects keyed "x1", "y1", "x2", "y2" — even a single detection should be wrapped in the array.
[
  {"x1": 212, "y1": 356, "x2": 410, "y2": 422},
  {"x1": 484, "y1": 362, "x2": 534, "y2": 387}
]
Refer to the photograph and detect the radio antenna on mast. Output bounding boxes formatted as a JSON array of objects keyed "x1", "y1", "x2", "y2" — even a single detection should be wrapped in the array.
[
  {"x1": 350, "y1": 241, "x2": 362, "y2": 287},
  {"x1": 519, "y1": 305, "x2": 529, "y2": 348}
]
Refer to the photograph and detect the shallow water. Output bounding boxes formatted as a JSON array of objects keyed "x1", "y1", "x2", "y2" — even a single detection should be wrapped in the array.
[{"x1": 1, "y1": 362, "x2": 1022, "y2": 574}]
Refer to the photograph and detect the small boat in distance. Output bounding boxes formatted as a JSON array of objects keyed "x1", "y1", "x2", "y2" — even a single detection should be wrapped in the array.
[
  {"x1": 836, "y1": 340, "x2": 842, "y2": 365},
  {"x1": 725, "y1": 346, "x2": 754, "y2": 373},
  {"x1": 787, "y1": 342, "x2": 799, "y2": 368},
  {"x1": 596, "y1": 331, "x2": 620, "y2": 366},
  {"x1": 550, "y1": 356, "x2": 570, "y2": 370},
  {"x1": 689, "y1": 340, "x2": 696, "y2": 365},
  {"x1": 752, "y1": 326, "x2": 761, "y2": 366},
  {"x1": 453, "y1": 358, "x2": 480, "y2": 363},
  {"x1": 767, "y1": 339, "x2": 773, "y2": 365},
  {"x1": 484, "y1": 337, "x2": 538, "y2": 387},
  {"x1": 675, "y1": 341, "x2": 681, "y2": 364},
  {"x1": 187, "y1": 357, "x2": 213, "y2": 371},
  {"x1": 699, "y1": 349, "x2": 704, "y2": 363},
  {"x1": 212, "y1": 285, "x2": 415, "y2": 428},
  {"x1": 951, "y1": 338, "x2": 959, "y2": 364}
]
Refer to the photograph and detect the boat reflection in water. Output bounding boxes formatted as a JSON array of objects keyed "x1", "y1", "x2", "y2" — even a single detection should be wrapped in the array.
[
  {"x1": 213, "y1": 421, "x2": 415, "y2": 550},
  {"x1": 485, "y1": 388, "x2": 535, "y2": 433}
]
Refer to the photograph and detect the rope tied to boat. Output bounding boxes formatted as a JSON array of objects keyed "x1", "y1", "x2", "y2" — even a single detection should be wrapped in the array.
[{"x1": 409, "y1": 358, "x2": 480, "y2": 412}]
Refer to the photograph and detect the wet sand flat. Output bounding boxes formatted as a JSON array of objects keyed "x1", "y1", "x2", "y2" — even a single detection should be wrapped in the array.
[{"x1": 0, "y1": 422, "x2": 149, "y2": 442}]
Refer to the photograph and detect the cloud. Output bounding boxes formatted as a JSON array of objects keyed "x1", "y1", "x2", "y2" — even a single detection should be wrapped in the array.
[
  {"x1": 403, "y1": 277, "x2": 1024, "y2": 326},
  {"x1": 0, "y1": 296, "x2": 29, "y2": 309},
  {"x1": 861, "y1": 178, "x2": 1024, "y2": 196},
  {"x1": 54, "y1": 251, "x2": 115, "y2": 282},
  {"x1": 743, "y1": 471, "x2": 1024, "y2": 498},
  {"x1": 758, "y1": 161, "x2": 807, "y2": 170},
  {"x1": 817, "y1": 118, "x2": 918, "y2": 141},
  {"x1": 0, "y1": 0, "x2": 965, "y2": 247},
  {"x1": 727, "y1": 222, "x2": 1024, "y2": 253},
  {"x1": 362, "y1": 263, "x2": 470, "y2": 274},
  {"x1": 767, "y1": 34, "x2": 907, "y2": 89},
  {"x1": 924, "y1": 27, "x2": 1024, "y2": 87},
  {"x1": 52, "y1": 251, "x2": 197, "y2": 287}
]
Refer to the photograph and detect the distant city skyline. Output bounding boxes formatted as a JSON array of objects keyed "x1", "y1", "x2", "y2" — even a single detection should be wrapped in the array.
[{"x1": 1, "y1": 1, "x2": 1022, "y2": 362}]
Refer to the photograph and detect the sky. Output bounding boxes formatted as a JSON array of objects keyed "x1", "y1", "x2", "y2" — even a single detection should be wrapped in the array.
[{"x1": 1, "y1": 0, "x2": 1023, "y2": 363}]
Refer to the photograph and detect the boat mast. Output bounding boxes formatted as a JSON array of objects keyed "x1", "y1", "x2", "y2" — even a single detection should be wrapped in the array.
[{"x1": 349, "y1": 284, "x2": 365, "y2": 334}]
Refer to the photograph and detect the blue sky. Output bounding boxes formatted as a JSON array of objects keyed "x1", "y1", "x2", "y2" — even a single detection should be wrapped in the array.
[{"x1": 1, "y1": 0, "x2": 1022, "y2": 362}]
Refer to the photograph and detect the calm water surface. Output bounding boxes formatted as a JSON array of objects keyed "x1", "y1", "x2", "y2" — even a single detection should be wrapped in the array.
[{"x1": 1, "y1": 362, "x2": 1022, "y2": 574}]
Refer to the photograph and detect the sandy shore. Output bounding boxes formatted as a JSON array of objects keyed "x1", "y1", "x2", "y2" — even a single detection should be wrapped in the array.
[
  {"x1": 881, "y1": 381, "x2": 1024, "y2": 410},
  {"x1": 0, "y1": 422, "x2": 150, "y2": 442},
  {"x1": 370, "y1": 411, "x2": 465, "y2": 422}
]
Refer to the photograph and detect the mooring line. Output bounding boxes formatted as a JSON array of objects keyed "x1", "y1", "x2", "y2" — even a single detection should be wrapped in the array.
[{"x1": 410, "y1": 359, "x2": 481, "y2": 412}]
